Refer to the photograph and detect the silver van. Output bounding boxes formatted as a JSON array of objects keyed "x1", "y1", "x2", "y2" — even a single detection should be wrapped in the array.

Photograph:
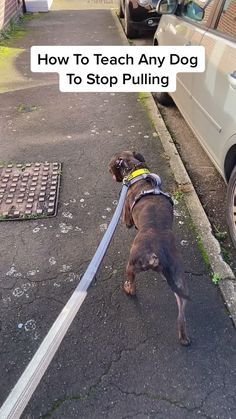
[{"x1": 153, "y1": 0, "x2": 236, "y2": 247}]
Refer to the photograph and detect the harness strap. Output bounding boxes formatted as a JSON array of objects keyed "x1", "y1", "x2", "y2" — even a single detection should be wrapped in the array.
[
  {"x1": 123, "y1": 169, "x2": 173, "y2": 211},
  {"x1": 126, "y1": 172, "x2": 173, "y2": 211},
  {"x1": 123, "y1": 168, "x2": 151, "y2": 185},
  {"x1": 126, "y1": 168, "x2": 150, "y2": 181},
  {"x1": 131, "y1": 188, "x2": 173, "y2": 212}
]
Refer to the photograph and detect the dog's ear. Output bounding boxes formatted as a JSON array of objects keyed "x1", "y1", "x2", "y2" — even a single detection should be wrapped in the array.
[
  {"x1": 115, "y1": 158, "x2": 129, "y2": 170},
  {"x1": 133, "y1": 151, "x2": 145, "y2": 163},
  {"x1": 109, "y1": 156, "x2": 123, "y2": 182},
  {"x1": 115, "y1": 158, "x2": 122, "y2": 169}
]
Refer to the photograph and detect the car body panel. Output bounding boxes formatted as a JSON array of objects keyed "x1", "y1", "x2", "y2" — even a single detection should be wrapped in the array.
[
  {"x1": 155, "y1": 14, "x2": 206, "y2": 125},
  {"x1": 191, "y1": 31, "x2": 236, "y2": 175},
  {"x1": 154, "y1": 0, "x2": 236, "y2": 181}
]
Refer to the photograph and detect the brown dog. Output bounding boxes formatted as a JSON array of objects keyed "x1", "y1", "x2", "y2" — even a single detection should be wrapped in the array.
[{"x1": 109, "y1": 151, "x2": 190, "y2": 346}]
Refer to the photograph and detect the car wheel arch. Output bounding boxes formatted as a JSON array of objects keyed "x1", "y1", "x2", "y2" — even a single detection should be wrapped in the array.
[{"x1": 224, "y1": 144, "x2": 236, "y2": 182}]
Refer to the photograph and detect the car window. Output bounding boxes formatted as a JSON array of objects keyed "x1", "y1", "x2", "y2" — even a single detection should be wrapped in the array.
[
  {"x1": 216, "y1": 0, "x2": 236, "y2": 39},
  {"x1": 181, "y1": 0, "x2": 217, "y2": 26}
]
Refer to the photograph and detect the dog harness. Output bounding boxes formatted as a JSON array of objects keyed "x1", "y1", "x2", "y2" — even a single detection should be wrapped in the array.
[{"x1": 123, "y1": 168, "x2": 173, "y2": 211}]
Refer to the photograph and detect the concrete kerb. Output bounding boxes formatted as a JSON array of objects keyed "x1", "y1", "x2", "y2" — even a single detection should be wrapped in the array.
[
  {"x1": 111, "y1": 9, "x2": 128, "y2": 46},
  {"x1": 111, "y1": 9, "x2": 236, "y2": 326},
  {"x1": 145, "y1": 95, "x2": 236, "y2": 324}
]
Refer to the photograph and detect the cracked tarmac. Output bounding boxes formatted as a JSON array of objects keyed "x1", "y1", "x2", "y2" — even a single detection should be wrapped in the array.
[{"x1": 0, "y1": 1, "x2": 236, "y2": 418}]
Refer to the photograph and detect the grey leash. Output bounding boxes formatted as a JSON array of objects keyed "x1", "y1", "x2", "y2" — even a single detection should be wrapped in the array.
[{"x1": 0, "y1": 184, "x2": 129, "y2": 419}]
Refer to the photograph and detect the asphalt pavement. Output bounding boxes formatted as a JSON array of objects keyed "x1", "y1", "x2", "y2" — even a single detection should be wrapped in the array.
[{"x1": 0, "y1": 1, "x2": 236, "y2": 418}]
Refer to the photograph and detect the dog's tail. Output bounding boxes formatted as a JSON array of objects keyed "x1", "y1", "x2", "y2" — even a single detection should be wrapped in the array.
[{"x1": 149, "y1": 253, "x2": 190, "y2": 300}]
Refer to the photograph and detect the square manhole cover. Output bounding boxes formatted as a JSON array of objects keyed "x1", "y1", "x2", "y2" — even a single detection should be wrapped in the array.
[{"x1": 0, "y1": 162, "x2": 61, "y2": 220}]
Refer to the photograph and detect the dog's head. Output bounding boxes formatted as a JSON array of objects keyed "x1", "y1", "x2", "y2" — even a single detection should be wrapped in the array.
[{"x1": 109, "y1": 150, "x2": 146, "y2": 182}]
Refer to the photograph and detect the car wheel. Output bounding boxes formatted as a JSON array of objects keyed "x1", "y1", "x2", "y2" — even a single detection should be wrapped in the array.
[
  {"x1": 119, "y1": 1, "x2": 124, "y2": 18},
  {"x1": 124, "y1": 3, "x2": 138, "y2": 38},
  {"x1": 154, "y1": 92, "x2": 174, "y2": 106},
  {"x1": 226, "y1": 166, "x2": 236, "y2": 248}
]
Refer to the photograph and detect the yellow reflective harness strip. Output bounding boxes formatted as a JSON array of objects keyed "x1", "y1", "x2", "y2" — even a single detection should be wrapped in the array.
[{"x1": 126, "y1": 168, "x2": 150, "y2": 182}]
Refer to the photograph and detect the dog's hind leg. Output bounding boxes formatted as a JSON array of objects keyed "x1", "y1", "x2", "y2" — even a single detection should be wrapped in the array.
[
  {"x1": 174, "y1": 294, "x2": 191, "y2": 346},
  {"x1": 124, "y1": 262, "x2": 136, "y2": 296}
]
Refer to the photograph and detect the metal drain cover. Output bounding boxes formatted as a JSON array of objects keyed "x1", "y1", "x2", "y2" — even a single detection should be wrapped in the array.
[{"x1": 0, "y1": 162, "x2": 61, "y2": 220}]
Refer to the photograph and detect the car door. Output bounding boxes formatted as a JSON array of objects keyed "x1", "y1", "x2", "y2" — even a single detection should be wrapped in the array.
[
  {"x1": 157, "y1": 0, "x2": 217, "y2": 124},
  {"x1": 190, "y1": 0, "x2": 236, "y2": 174}
]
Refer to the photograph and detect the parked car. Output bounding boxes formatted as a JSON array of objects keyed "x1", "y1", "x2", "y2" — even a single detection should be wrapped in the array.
[
  {"x1": 153, "y1": 0, "x2": 236, "y2": 248},
  {"x1": 119, "y1": 0, "x2": 160, "y2": 38}
]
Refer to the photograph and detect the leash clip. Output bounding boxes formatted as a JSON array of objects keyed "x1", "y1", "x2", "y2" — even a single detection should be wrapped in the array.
[{"x1": 122, "y1": 176, "x2": 130, "y2": 186}]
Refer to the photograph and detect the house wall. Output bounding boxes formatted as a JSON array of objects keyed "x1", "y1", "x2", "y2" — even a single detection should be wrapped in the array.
[
  {"x1": 217, "y1": 0, "x2": 236, "y2": 38},
  {"x1": 0, "y1": 0, "x2": 24, "y2": 30}
]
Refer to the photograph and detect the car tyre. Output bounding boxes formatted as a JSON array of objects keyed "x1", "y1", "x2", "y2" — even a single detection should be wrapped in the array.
[
  {"x1": 154, "y1": 92, "x2": 174, "y2": 106},
  {"x1": 119, "y1": 1, "x2": 124, "y2": 18},
  {"x1": 226, "y1": 166, "x2": 236, "y2": 248},
  {"x1": 124, "y1": 3, "x2": 138, "y2": 38}
]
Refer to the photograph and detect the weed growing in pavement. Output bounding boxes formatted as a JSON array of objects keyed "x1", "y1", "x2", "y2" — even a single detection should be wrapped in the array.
[
  {"x1": 213, "y1": 225, "x2": 232, "y2": 265},
  {"x1": 41, "y1": 388, "x2": 96, "y2": 418},
  {"x1": 138, "y1": 92, "x2": 150, "y2": 104},
  {"x1": 17, "y1": 104, "x2": 40, "y2": 113},
  {"x1": 221, "y1": 246, "x2": 232, "y2": 265},
  {"x1": 20, "y1": 213, "x2": 43, "y2": 220},
  {"x1": 212, "y1": 273, "x2": 221, "y2": 285},
  {"x1": 191, "y1": 218, "x2": 229, "y2": 275},
  {"x1": 0, "y1": 213, "x2": 46, "y2": 222},
  {"x1": 138, "y1": 92, "x2": 157, "y2": 129},
  {"x1": 0, "y1": 13, "x2": 37, "y2": 45},
  {"x1": 213, "y1": 225, "x2": 228, "y2": 242},
  {"x1": 173, "y1": 190, "x2": 184, "y2": 202},
  {"x1": 186, "y1": 215, "x2": 211, "y2": 269},
  {"x1": 196, "y1": 234, "x2": 211, "y2": 269}
]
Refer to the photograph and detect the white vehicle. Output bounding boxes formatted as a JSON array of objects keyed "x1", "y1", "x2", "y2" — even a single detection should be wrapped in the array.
[{"x1": 153, "y1": 0, "x2": 236, "y2": 247}]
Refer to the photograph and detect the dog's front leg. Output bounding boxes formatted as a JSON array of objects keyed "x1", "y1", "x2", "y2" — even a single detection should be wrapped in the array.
[{"x1": 123, "y1": 201, "x2": 134, "y2": 229}]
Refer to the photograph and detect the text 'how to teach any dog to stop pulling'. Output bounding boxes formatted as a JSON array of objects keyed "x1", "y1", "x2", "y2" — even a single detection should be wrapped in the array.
[{"x1": 31, "y1": 45, "x2": 205, "y2": 92}]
